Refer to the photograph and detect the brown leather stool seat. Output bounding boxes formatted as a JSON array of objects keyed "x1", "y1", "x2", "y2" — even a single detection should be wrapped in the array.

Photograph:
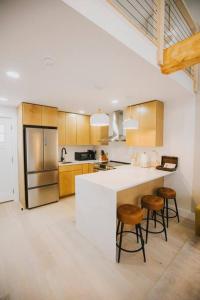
[
  {"x1": 157, "y1": 187, "x2": 176, "y2": 199},
  {"x1": 141, "y1": 195, "x2": 167, "y2": 243},
  {"x1": 141, "y1": 195, "x2": 164, "y2": 211},
  {"x1": 117, "y1": 204, "x2": 143, "y2": 225},
  {"x1": 157, "y1": 187, "x2": 179, "y2": 227},
  {"x1": 116, "y1": 204, "x2": 146, "y2": 263}
]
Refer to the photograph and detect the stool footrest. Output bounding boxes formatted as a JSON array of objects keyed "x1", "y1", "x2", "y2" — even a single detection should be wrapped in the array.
[
  {"x1": 116, "y1": 230, "x2": 144, "y2": 253},
  {"x1": 141, "y1": 218, "x2": 165, "y2": 234}
]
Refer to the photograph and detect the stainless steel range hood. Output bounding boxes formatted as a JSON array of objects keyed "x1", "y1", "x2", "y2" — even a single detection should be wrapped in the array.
[{"x1": 108, "y1": 110, "x2": 126, "y2": 142}]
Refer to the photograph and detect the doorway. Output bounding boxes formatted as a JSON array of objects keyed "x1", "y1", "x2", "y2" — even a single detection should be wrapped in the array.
[{"x1": 0, "y1": 117, "x2": 14, "y2": 202}]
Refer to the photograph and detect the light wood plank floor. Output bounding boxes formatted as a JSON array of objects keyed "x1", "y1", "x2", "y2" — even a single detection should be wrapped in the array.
[{"x1": 0, "y1": 197, "x2": 199, "y2": 300}]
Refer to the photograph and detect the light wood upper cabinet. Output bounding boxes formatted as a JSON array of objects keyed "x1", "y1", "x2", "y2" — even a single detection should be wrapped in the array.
[
  {"x1": 126, "y1": 100, "x2": 164, "y2": 147},
  {"x1": 22, "y1": 103, "x2": 42, "y2": 125},
  {"x1": 42, "y1": 106, "x2": 58, "y2": 127},
  {"x1": 76, "y1": 114, "x2": 90, "y2": 145},
  {"x1": 90, "y1": 126, "x2": 109, "y2": 145},
  {"x1": 58, "y1": 111, "x2": 66, "y2": 145},
  {"x1": 21, "y1": 103, "x2": 58, "y2": 127},
  {"x1": 66, "y1": 113, "x2": 77, "y2": 145}
]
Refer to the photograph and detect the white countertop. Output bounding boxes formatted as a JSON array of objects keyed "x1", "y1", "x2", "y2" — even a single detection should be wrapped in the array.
[
  {"x1": 77, "y1": 165, "x2": 174, "y2": 192},
  {"x1": 59, "y1": 160, "x2": 98, "y2": 166}
]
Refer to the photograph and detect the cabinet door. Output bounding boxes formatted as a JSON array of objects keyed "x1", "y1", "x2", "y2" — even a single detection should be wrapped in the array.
[
  {"x1": 90, "y1": 126, "x2": 109, "y2": 145},
  {"x1": 66, "y1": 113, "x2": 77, "y2": 145},
  {"x1": 42, "y1": 106, "x2": 58, "y2": 127},
  {"x1": 76, "y1": 115, "x2": 90, "y2": 145},
  {"x1": 22, "y1": 103, "x2": 42, "y2": 125},
  {"x1": 59, "y1": 171, "x2": 73, "y2": 197},
  {"x1": 82, "y1": 164, "x2": 89, "y2": 174},
  {"x1": 58, "y1": 111, "x2": 66, "y2": 145},
  {"x1": 88, "y1": 164, "x2": 94, "y2": 173},
  {"x1": 139, "y1": 102, "x2": 156, "y2": 130},
  {"x1": 72, "y1": 169, "x2": 82, "y2": 194},
  {"x1": 125, "y1": 105, "x2": 140, "y2": 146}
]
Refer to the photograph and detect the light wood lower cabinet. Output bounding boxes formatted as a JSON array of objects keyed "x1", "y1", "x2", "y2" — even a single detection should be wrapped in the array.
[{"x1": 59, "y1": 163, "x2": 95, "y2": 197}]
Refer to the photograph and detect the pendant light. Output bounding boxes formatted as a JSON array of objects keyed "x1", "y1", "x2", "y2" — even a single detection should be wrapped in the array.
[
  {"x1": 123, "y1": 106, "x2": 139, "y2": 129},
  {"x1": 90, "y1": 109, "x2": 109, "y2": 126}
]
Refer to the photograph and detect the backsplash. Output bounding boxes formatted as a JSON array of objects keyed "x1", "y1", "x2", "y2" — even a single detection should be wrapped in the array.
[
  {"x1": 96, "y1": 142, "x2": 164, "y2": 165},
  {"x1": 58, "y1": 145, "x2": 95, "y2": 161}
]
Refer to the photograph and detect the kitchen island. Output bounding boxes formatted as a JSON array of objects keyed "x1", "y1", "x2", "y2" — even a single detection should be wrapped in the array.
[{"x1": 75, "y1": 166, "x2": 173, "y2": 262}]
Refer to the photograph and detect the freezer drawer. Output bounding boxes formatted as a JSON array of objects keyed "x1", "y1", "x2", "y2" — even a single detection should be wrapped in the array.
[
  {"x1": 27, "y1": 170, "x2": 58, "y2": 188},
  {"x1": 28, "y1": 184, "x2": 58, "y2": 208}
]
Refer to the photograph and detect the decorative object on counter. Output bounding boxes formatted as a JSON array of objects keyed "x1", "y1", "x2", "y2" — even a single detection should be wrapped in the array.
[
  {"x1": 116, "y1": 204, "x2": 146, "y2": 263},
  {"x1": 140, "y1": 152, "x2": 150, "y2": 168},
  {"x1": 99, "y1": 150, "x2": 108, "y2": 162},
  {"x1": 131, "y1": 152, "x2": 140, "y2": 166},
  {"x1": 157, "y1": 187, "x2": 179, "y2": 228},
  {"x1": 61, "y1": 147, "x2": 67, "y2": 162},
  {"x1": 156, "y1": 156, "x2": 178, "y2": 171},
  {"x1": 150, "y1": 150, "x2": 160, "y2": 167},
  {"x1": 195, "y1": 204, "x2": 200, "y2": 236},
  {"x1": 90, "y1": 109, "x2": 109, "y2": 126},
  {"x1": 141, "y1": 195, "x2": 167, "y2": 243}
]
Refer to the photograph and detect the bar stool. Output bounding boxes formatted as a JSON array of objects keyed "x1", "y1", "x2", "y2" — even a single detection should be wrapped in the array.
[
  {"x1": 116, "y1": 204, "x2": 146, "y2": 263},
  {"x1": 141, "y1": 195, "x2": 167, "y2": 243},
  {"x1": 157, "y1": 187, "x2": 180, "y2": 228}
]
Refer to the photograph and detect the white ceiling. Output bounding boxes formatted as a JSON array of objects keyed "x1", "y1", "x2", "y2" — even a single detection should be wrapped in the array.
[{"x1": 0, "y1": 0, "x2": 193, "y2": 114}]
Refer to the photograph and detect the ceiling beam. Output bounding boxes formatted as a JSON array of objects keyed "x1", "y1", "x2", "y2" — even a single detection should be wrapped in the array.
[{"x1": 161, "y1": 32, "x2": 200, "y2": 74}]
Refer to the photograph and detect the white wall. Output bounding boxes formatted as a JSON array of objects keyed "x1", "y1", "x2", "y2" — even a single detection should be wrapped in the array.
[
  {"x1": 193, "y1": 94, "x2": 200, "y2": 207},
  {"x1": 0, "y1": 105, "x2": 19, "y2": 202},
  {"x1": 98, "y1": 97, "x2": 195, "y2": 216}
]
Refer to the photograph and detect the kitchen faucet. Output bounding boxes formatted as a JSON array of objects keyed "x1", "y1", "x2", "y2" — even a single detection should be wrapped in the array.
[{"x1": 61, "y1": 147, "x2": 67, "y2": 162}]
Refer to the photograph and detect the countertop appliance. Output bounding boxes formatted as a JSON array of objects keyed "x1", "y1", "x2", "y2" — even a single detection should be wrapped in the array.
[
  {"x1": 24, "y1": 127, "x2": 59, "y2": 208},
  {"x1": 94, "y1": 160, "x2": 130, "y2": 171},
  {"x1": 75, "y1": 150, "x2": 96, "y2": 161}
]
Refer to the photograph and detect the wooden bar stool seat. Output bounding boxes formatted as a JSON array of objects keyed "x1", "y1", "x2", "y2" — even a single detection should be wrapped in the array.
[
  {"x1": 141, "y1": 195, "x2": 167, "y2": 243},
  {"x1": 116, "y1": 204, "x2": 146, "y2": 263},
  {"x1": 141, "y1": 195, "x2": 164, "y2": 211},
  {"x1": 157, "y1": 187, "x2": 180, "y2": 227}
]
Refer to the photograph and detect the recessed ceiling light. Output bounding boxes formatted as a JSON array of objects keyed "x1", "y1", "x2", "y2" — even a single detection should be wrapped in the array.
[
  {"x1": 0, "y1": 97, "x2": 8, "y2": 102},
  {"x1": 79, "y1": 110, "x2": 85, "y2": 114},
  {"x1": 112, "y1": 99, "x2": 119, "y2": 104},
  {"x1": 6, "y1": 71, "x2": 20, "y2": 79}
]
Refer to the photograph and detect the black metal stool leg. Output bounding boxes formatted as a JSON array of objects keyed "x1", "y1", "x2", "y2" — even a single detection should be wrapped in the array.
[
  {"x1": 146, "y1": 209, "x2": 150, "y2": 244},
  {"x1": 154, "y1": 211, "x2": 157, "y2": 228},
  {"x1": 138, "y1": 224, "x2": 146, "y2": 262},
  {"x1": 136, "y1": 224, "x2": 139, "y2": 243},
  {"x1": 116, "y1": 220, "x2": 120, "y2": 238},
  {"x1": 174, "y1": 197, "x2": 180, "y2": 223},
  {"x1": 161, "y1": 209, "x2": 167, "y2": 241},
  {"x1": 117, "y1": 222, "x2": 124, "y2": 263},
  {"x1": 166, "y1": 198, "x2": 169, "y2": 228}
]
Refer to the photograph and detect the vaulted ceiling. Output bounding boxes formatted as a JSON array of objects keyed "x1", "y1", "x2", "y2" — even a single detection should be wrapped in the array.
[{"x1": 0, "y1": 0, "x2": 194, "y2": 114}]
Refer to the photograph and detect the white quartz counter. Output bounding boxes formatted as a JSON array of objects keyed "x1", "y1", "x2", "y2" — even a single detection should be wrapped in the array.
[
  {"x1": 77, "y1": 166, "x2": 173, "y2": 192},
  {"x1": 58, "y1": 160, "x2": 98, "y2": 166}
]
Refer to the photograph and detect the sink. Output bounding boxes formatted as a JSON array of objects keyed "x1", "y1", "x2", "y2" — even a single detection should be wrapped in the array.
[{"x1": 59, "y1": 161, "x2": 73, "y2": 164}]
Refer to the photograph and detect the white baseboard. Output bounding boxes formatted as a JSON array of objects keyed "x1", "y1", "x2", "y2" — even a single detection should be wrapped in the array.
[{"x1": 171, "y1": 206, "x2": 195, "y2": 222}]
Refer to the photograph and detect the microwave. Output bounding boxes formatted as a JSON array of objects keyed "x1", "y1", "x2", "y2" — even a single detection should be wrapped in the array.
[{"x1": 75, "y1": 152, "x2": 90, "y2": 161}]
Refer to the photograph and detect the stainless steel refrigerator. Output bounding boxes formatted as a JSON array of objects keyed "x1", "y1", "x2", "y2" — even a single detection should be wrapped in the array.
[{"x1": 24, "y1": 127, "x2": 58, "y2": 208}]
